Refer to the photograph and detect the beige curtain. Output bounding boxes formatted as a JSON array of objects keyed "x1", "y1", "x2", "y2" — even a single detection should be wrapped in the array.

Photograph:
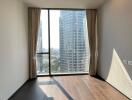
[
  {"x1": 28, "y1": 8, "x2": 41, "y2": 79},
  {"x1": 86, "y1": 9, "x2": 98, "y2": 76}
]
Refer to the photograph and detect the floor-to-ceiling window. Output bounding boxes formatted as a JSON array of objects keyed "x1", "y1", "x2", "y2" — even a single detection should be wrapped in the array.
[{"x1": 36, "y1": 9, "x2": 90, "y2": 75}]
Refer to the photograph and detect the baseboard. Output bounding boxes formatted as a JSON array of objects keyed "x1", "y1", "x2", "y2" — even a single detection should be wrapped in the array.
[
  {"x1": 8, "y1": 79, "x2": 29, "y2": 100},
  {"x1": 96, "y1": 74, "x2": 131, "y2": 100}
]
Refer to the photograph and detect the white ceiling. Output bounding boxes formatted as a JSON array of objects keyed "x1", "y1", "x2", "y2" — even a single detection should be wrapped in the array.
[{"x1": 23, "y1": 0, "x2": 106, "y2": 9}]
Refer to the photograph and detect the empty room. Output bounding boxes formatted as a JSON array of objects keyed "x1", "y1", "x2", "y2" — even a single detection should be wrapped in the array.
[{"x1": 0, "y1": 0, "x2": 132, "y2": 100}]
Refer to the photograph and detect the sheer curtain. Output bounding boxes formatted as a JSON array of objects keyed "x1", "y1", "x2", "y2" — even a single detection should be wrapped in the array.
[
  {"x1": 28, "y1": 8, "x2": 41, "y2": 79},
  {"x1": 86, "y1": 9, "x2": 98, "y2": 76}
]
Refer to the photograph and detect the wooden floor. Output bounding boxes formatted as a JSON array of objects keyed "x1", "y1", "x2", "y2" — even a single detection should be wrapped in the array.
[{"x1": 9, "y1": 75, "x2": 129, "y2": 100}]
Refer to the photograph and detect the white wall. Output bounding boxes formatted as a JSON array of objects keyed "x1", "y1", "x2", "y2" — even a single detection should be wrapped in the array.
[
  {"x1": 23, "y1": 0, "x2": 105, "y2": 9},
  {"x1": 0, "y1": 0, "x2": 28, "y2": 99},
  {"x1": 98, "y1": 0, "x2": 132, "y2": 99}
]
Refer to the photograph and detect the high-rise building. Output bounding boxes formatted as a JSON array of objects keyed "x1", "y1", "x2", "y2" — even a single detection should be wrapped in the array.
[
  {"x1": 36, "y1": 20, "x2": 44, "y2": 73},
  {"x1": 59, "y1": 10, "x2": 89, "y2": 73},
  {"x1": 37, "y1": 20, "x2": 43, "y2": 53}
]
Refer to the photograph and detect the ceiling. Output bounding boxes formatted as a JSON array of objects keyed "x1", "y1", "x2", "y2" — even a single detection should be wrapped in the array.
[{"x1": 23, "y1": 0, "x2": 106, "y2": 9}]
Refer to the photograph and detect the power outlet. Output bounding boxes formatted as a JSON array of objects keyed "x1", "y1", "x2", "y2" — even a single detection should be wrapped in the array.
[{"x1": 128, "y1": 61, "x2": 132, "y2": 66}]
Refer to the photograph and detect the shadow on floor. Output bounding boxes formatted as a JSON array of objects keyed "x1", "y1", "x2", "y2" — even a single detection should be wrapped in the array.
[{"x1": 9, "y1": 77, "x2": 73, "y2": 100}]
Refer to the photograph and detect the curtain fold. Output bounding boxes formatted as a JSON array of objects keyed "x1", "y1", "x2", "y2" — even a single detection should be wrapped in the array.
[
  {"x1": 86, "y1": 9, "x2": 98, "y2": 76},
  {"x1": 28, "y1": 8, "x2": 41, "y2": 79}
]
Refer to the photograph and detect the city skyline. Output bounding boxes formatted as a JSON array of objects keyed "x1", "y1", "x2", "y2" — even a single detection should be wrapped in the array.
[{"x1": 37, "y1": 10, "x2": 90, "y2": 74}]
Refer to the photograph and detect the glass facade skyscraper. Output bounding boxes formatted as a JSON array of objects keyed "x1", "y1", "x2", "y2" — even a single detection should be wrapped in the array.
[
  {"x1": 36, "y1": 10, "x2": 89, "y2": 75},
  {"x1": 59, "y1": 10, "x2": 89, "y2": 73}
]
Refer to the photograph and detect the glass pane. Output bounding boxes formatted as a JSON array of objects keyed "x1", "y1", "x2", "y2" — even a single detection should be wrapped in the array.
[
  {"x1": 50, "y1": 10, "x2": 90, "y2": 74},
  {"x1": 37, "y1": 10, "x2": 48, "y2": 53},
  {"x1": 36, "y1": 54, "x2": 49, "y2": 75}
]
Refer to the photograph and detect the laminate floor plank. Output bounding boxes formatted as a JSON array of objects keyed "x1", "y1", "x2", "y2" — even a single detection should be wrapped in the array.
[{"x1": 9, "y1": 75, "x2": 129, "y2": 100}]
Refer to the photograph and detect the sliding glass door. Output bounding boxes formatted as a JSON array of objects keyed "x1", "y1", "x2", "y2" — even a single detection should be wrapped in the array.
[{"x1": 36, "y1": 9, "x2": 90, "y2": 76}]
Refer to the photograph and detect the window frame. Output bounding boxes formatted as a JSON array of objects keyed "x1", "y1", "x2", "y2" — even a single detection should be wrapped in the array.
[{"x1": 37, "y1": 8, "x2": 89, "y2": 77}]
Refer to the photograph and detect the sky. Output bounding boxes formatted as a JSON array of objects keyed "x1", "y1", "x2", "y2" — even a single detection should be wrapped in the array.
[{"x1": 41, "y1": 10, "x2": 60, "y2": 50}]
